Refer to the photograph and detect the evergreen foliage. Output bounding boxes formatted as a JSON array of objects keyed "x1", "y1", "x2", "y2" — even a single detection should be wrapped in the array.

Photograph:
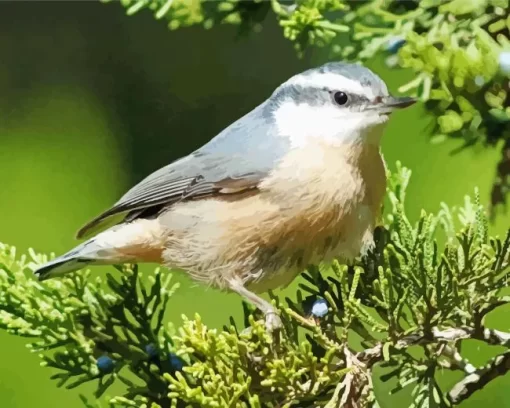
[{"x1": 1, "y1": 163, "x2": 509, "y2": 407}]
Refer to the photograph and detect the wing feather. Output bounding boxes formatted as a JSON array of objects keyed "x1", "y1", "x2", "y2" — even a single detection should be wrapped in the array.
[
  {"x1": 76, "y1": 99, "x2": 290, "y2": 239},
  {"x1": 76, "y1": 172, "x2": 263, "y2": 239}
]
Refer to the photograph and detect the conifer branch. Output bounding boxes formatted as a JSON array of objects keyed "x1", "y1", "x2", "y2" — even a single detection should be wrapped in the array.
[
  {"x1": 1, "y1": 162, "x2": 509, "y2": 407},
  {"x1": 448, "y1": 351, "x2": 510, "y2": 404}
]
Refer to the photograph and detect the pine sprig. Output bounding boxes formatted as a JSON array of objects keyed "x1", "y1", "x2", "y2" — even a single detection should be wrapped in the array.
[{"x1": 1, "y1": 162, "x2": 510, "y2": 407}]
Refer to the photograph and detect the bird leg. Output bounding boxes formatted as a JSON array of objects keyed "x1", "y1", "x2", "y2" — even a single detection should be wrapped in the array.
[{"x1": 227, "y1": 278, "x2": 282, "y2": 333}]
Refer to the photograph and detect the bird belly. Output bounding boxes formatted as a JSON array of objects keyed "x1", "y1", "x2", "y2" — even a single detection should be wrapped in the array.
[
  {"x1": 160, "y1": 189, "x2": 377, "y2": 294},
  {"x1": 245, "y1": 204, "x2": 376, "y2": 293},
  {"x1": 160, "y1": 143, "x2": 385, "y2": 293}
]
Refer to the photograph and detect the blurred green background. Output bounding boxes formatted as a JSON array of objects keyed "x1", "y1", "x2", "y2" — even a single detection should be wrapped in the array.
[{"x1": 1, "y1": 2, "x2": 509, "y2": 407}]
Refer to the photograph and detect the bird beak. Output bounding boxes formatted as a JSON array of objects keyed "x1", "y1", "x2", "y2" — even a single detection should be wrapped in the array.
[
  {"x1": 375, "y1": 95, "x2": 417, "y2": 113},
  {"x1": 382, "y1": 96, "x2": 417, "y2": 109}
]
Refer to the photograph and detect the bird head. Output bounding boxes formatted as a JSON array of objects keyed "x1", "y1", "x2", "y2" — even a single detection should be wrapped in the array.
[{"x1": 269, "y1": 62, "x2": 416, "y2": 148}]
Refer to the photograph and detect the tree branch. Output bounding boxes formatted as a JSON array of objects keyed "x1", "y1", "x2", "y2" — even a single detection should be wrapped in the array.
[
  {"x1": 354, "y1": 325, "x2": 510, "y2": 405},
  {"x1": 440, "y1": 344, "x2": 476, "y2": 374},
  {"x1": 474, "y1": 327, "x2": 510, "y2": 347},
  {"x1": 448, "y1": 351, "x2": 510, "y2": 404}
]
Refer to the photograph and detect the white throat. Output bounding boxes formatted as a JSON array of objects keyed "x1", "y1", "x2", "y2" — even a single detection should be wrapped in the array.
[{"x1": 273, "y1": 102, "x2": 389, "y2": 149}]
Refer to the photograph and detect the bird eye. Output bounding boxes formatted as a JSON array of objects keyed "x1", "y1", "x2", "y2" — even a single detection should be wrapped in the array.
[{"x1": 333, "y1": 91, "x2": 348, "y2": 106}]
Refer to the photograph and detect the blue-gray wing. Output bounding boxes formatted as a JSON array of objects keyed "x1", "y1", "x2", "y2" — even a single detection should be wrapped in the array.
[{"x1": 76, "y1": 101, "x2": 288, "y2": 239}]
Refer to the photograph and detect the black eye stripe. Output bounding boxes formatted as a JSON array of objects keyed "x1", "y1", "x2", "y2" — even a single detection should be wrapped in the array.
[
  {"x1": 329, "y1": 90, "x2": 372, "y2": 107},
  {"x1": 270, "y1": 83, "x2": 374, "y2": 108}
]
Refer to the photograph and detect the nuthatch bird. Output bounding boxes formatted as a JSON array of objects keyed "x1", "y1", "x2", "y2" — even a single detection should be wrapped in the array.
[{"x1": 34, "y1": 62, "x2": 416, "y2": 332}]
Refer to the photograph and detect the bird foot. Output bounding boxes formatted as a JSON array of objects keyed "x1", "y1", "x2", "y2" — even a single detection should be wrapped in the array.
[
  {"x1": 264, "y1": 310, "x2": 282, "y2": 334},
  {"x1": 239, "y1": 310, "x2": 282, "y2": 337},
  {"x1": 226, "y1": 279, "x2": 282, "y2": 335}
]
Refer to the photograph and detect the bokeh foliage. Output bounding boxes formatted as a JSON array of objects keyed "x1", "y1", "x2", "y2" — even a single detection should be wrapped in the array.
[
  {"x1": 109, "y1": 0, "x2": 510, "y2": 215},
  {"x1": 1, "y1": 1, "x2": 510, "y2": 407},
  {"x1": 1, "y1": 164, "x2": 509, "y2": 407}
]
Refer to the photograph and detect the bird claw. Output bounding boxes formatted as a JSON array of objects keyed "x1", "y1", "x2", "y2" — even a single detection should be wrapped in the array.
[
  {"x1": 264, "y1": 310, "x2": 282, "y2": 333},
  {"x1": 239, "y1": 310, "x2": 282, "y2": 337}
]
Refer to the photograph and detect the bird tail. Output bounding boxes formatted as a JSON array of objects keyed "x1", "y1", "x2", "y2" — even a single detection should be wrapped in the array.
[
  {"x1": 34, "y1": 218, "x2": 165, "y2": 281},
  {"x1": 34, "y1": 238, "x2": 119, "y2": 281}
]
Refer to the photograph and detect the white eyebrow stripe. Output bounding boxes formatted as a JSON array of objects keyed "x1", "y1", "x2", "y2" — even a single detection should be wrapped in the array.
[{"x1": 286, "y1": 72, "x2": 368, "y2": 96}]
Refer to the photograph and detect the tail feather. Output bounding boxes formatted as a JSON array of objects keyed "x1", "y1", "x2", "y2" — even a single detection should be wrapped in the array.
[
  {"x1": 34, "y1": 218, "x2": 165, "y2": 281},
  {"x1": 34, "y1": 256, "x2": 94, "y2": 281},
  {"x1": 34, "y1": 239, "x2": 108, "y2": 281}
]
